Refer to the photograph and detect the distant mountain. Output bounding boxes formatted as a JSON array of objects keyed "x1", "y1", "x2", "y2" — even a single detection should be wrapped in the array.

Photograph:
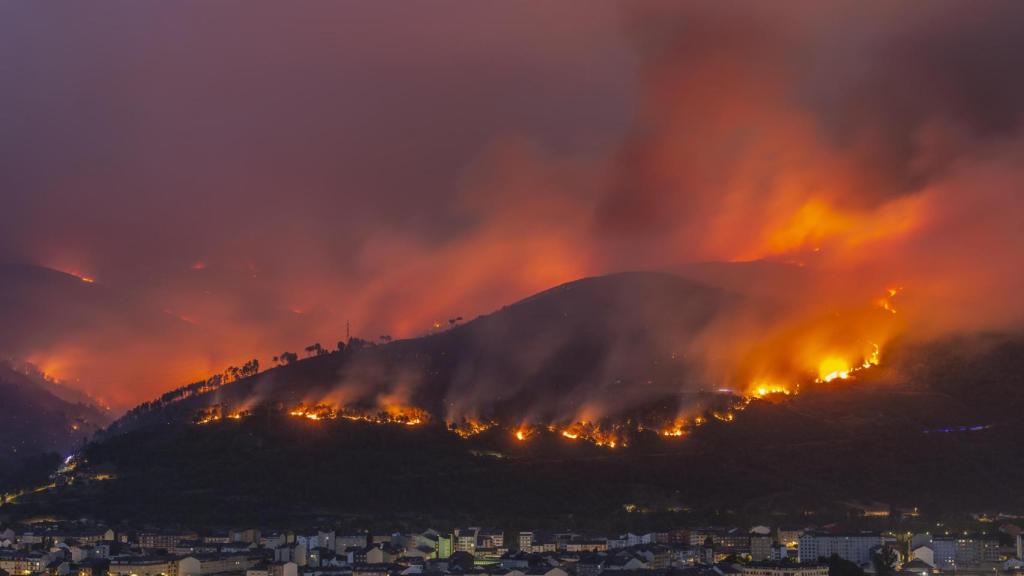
[
  {"x1": 0, "y1": 361, "x2": 112, "y2": 491},
  {"x1": 0, "y1": 264, "x2": 119, "y2": 356}
]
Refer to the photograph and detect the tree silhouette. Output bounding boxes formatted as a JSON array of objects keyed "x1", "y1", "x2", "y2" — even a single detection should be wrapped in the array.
[
  {"x1": 871, "y1": 546, "x2": 898, "y2": 576},
  {"x1": 826, "y1": 554, "x2": 865, "y2": 576}
]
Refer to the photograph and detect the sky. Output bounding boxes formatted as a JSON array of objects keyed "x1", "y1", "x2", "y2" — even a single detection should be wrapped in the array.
[{"x1": 2, "y1": 1, "x2": 1023, "y2": 410}]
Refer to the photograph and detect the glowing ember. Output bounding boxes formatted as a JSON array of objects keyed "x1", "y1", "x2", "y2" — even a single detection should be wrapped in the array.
[
  {"x1": 60, "y1": 269, "x2": 96, "y2": 283},
  {"x1": 284, "y1": 403, "x2": 427, "y2": 426},
  {"x1": 450, "y1": 418, "x2": 497, "y2": 438},
  {"x1": 191, "y1": 339, "x2": 887, "y2": 449},
  {"x1": 877, "y1": 286, "x2": 903, "y2": 314},
  {"x1": 752, "y1": 381, "x2": 792, "y2": 397},
  {"x1": 660, "y1": 418, "x2": 687, "y2": 437},
  {"x1": 195, "y1": 405, "x2": 250, "y2": 424}
]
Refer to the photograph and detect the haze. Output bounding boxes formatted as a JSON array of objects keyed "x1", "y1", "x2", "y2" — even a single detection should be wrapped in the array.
[{"x1": 2, "y1": 0, "x2": 1023, "y2": 410}]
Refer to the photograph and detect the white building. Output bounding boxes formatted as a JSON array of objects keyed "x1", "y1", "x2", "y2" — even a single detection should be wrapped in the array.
[
  {"x1": 911, "y1": 545, "x2": 934, "y2": 567},
  {"x1": 930, "y1": 536, "x2": 1000, "y2": 569},
  {"x1": 797, "y1": 532, "x2": 883, "y2": 565}
]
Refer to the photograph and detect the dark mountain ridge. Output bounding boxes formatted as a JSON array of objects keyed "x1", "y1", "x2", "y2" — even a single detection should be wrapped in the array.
[
  {"x1": 107, "y1": 271, "x2": 745, "y2": 436},
  {"x1": 4, "y1": 271, "x2": 1023, "y2": 529}
]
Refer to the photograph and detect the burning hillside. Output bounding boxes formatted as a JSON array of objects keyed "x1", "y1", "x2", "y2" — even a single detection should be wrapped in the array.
[
  {"x1": 103, "y1": 270, "x2": 908, "y2": 452},
  {"x1": 13, "y1": 333, "x2": 1024, "y2": 527}
]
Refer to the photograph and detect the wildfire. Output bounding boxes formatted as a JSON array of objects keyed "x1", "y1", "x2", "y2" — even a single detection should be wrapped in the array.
[
  {"x1": 450, "y1": 418, "x2": 497, "y2": 438},
  {"x1": 660, "y1": 418, "x2": 687, "y2": 437},
  {"x1": 286, "y1": 403, "x2": 427, "y2": 426},
  {"x1": 816, "y1": 342, "x2": 881, "y2": 383},
  {"x1": 195, "y1": 405, "x2": 250, "y2": 424},
  {"x1": 553, "y1": 421, "x2": 626, "y2": 448},
  {"x1": 190, "y1": 336, "x2": 888, "y2": 450},
  {"x1": 751, "y1": 380, "x2": 792, "y2": 397},
  {"x1": 712, "y1": 411, "x2": 735, "y2": 422},
  {"x1": 876, "y1": 286, "x2": 903, "y2": 314}
]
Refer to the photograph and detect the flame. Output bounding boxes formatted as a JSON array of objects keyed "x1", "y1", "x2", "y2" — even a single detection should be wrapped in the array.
[
  {"x1": 660, "y1": 418, "x2": 688, "y2": 437},
  {"x1": 876, "y1": 286, "x2": 903, "y2": 315},
  {"x1": 284, "y1": 403, "x2": 427, "y2": 426},
  {"x1": 192, "y1": 335, "x2": 887, "y2": 449},
  {"x1": 815, "y1": 342, "x2": 881, "y2": 383},
  {"x1": 450, "y1": 418, "x2": 496, "y2": 438},
  {"x1": 195, "y1": 404, "x2": 250, "y2": 424},
  {"x1": 554, "y1": 421, "x2": 626, "y2": 448},
  {"x1": 817, "y1": 356, "x2": 852, "y2": 382},
  {"x1": 712, "y1": 411, "x2": 734, "y2": 422},
  {"x1": 751, "y1": 380, "x2": 792, "y2": 397}
]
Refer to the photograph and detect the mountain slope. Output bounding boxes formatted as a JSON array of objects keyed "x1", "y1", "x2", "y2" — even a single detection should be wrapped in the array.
[
  {"x1": 108, "y1": 271, "x2": 744, "y2": 434},
  {"x1": 6, "y1": 272, "x2": 1024, "y2": 527},
  {"x1": 9, "y1": 334, "x2": 1024, "y2": 528},
  {"x1": 0, "y1": 362, "x2": 112, "y2": 491}
]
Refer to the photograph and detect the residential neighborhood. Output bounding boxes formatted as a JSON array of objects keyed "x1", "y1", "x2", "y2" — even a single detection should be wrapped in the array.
[{"x1": 1, "y1": 522, "x2": 1022, "y2": 576}]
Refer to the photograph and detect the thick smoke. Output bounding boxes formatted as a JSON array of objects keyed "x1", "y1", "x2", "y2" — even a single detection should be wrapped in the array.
[{"x1": 1, "y1": 1, "x2": 1023, "y2": 410}]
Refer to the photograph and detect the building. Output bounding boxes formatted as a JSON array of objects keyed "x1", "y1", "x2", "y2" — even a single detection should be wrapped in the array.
[
  {"x1": 230, "y1": 529, "x2": 261, "y2": 545},
  {"x1": 108, "y1": 557, "x2": 178, "y2": 576},
  {"x1": 910, "y1": 545, "x2": 934, "y2": 567},
  {"x1": 565, "y1": 541, "x2": 607, "y2": 553},
  {"x1": 177, "y1": 554, "x2": 261, "y2": 576},
  {"x1": 751, "y1": 535, "x2": 773, "y2": 562},
  {"x1": 49, "y1": 529, "x2": 115, "y2": 547},
  {"x1": 797, "y1": 532, "x2": 883, "y2": 565},
  {"x1": 0, "y1": 552, "x2": 47, "y2": 575},
  {"x1": 478, "y1": 530, "x2": 503, "y2": 550},
  {"x1": 931, "y1": 535, "x2": 1000, "y2": 569},
  {"x1": 271, "y1": 561, "x2": 297, "y2": 576},
  {"x1": 352, "y1": 564, "x2": 396, "y2": 576},
  {"x1": 137, "y1": 531, "x2": 199, "y2": 551},
  {"x1": 246, "y1": 563, "x2": 270, "y2": 576},
  {"x1": 337, "y1": 534, "x2": 370, "y2": 551},
  {"x1": 689, "y1": 528, "x2": 750, "y2": 556},
  {"x1": 1017, "y1": 534, "x2": 1023, "y2": 561},
  {"x1": 454, "y1": 529, "x2": 477, "y2": 555},
  {"x1": 742, "y1": 561, "x2": 830, "y2": 576},
  {"x1": 517, "y1": 533, "x2": 533, "y2": 552}
]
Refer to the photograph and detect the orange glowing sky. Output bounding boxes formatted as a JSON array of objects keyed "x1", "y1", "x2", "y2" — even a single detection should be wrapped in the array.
[{"x1": 2, "y1": 0, "x2": 1023, "y2": 410}]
